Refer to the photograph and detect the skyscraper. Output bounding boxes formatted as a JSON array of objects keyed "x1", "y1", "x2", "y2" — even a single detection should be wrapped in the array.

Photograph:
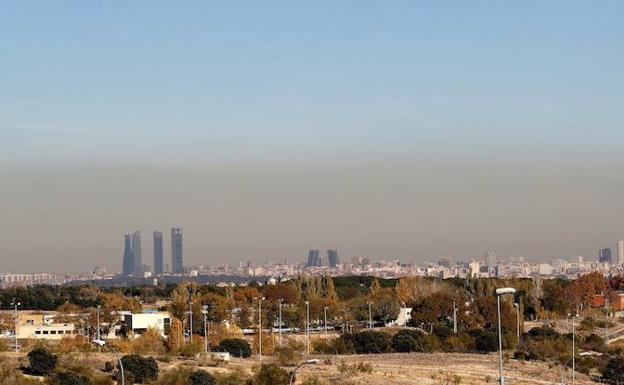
[
  {"x1": 122, "y1": 234, "x2": 134, "y2": 276},
  {"x1": 132, "y1": 231, "x2": 142, "y2": 276},
  {"x1": 599, "y1": 248, "x2": 612, "y2": 264},
  {"x1": 307, "y1": 249, "x2": 320, "y2": 267},
  {"x1": 484, "y1": 250, "x2": 497, "y2": 278},
  {"x1": 618, "y1": 241, "x2": 624, "y2": 265},
  {"x1": 153, "y1": 231, "x2": 163, "y2": 275},
  {"x1": 171, "y1": 228, "x2": 183, "y2": 274},
  {"x1": 328, "y1": 249, "x2": 339, "y2": 267}
]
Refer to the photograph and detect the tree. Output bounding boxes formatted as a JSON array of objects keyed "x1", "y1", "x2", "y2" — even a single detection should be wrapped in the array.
[
  {"x1": 347, "y1": 331, "x2": 392, "y2": 354},
  {"x1": 189, "y1": 370, "x2": 216, "y2": 385},
  {"x1": 27, "y1": 347, "x2": 57, "y2": 376},
  {"x1": 120, "y1": 354, "x2": 158, "y2": 383},
  {"x1": 250, "y1": 364, "x2": 290, "y2": 385},
  {"x1": 474, "y1": 330, "x2": 498, "y2": 352},
  {"x1": 391, "y1": 329, "x2": 425, "y2": 352},
  {"x1": 602, "y1": 356, "x2": 624, "y2": 385},
  {"x1": 216, "y1": 338, "x2": 252, "y2": 358}
]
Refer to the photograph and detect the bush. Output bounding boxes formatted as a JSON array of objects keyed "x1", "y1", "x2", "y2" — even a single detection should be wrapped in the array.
[
  {"x1": 275, "y1": 338, "x2": 305, "y2": 366},
  {"x1": 432, "y1": 323, "x2": 453, "y2": 339},
  {"x1": 474, "y1": 331, "x2": 498, "y2": 352},
  {"x1": 188, "y1": 370, "x2": 216, "y2": 385},
  {"x1": 582, "y1": 334, "x2": 606, "y2": 352},
  {"x1": 27, "y1": 347, "x2": 57, "y2": 376},
  {"x1": 250, "y1": 364, "x2": 289, "y2": 385},
  {"x1": 120, "y1": 354, "x2": 159, "y2": 383},
  {"x1": 347, "y1": 331, "x2": 391, "y2": 354},
  {"x1": 48, "y1": 371, "x2": 91, "y2": 385},
  {"x1": 391, "y1": 329, "x2": 425, "y2": 352},
  {"x1": 216, "y1": 338, "x2": 252, "y2": 358},
  {"x1": 602, "y1": 356, "x2": 624, "y2": 385},
  {"x1": 313, "y1": 336, "x2": 353, "y2": 355}
]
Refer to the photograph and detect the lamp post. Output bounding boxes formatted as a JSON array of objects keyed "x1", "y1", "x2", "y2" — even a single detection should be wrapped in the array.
[
  {"x1": 513, "y1": 303, "x2": 520, "y2": 340},
  {"x1": 92, "y1": 339, "x2": 124, "y2": 385},
  {"x1": 305, "y1": 301, "x2": 310, "y2": 356},
  {"x1": 568, "y1": 312, "x2": 578, "y2": 385},
  {"x1": 188, "y1": 301, "x2": 193, "y2": 344},
  {"x1": 12, "y1": 299, "x2": 20, "y2": 353},
  {"x1": 495, "y1": 287, "x2": 516, "y2": 385},
  {"x1": 278, "y1": 299, "x2": 283, "y2": 346},
  {"x1": 367, "y1": 301, "x2": 373, "y2": 329},
  {"x1": 289, "y1": 359, "x2": 320, "y2": 385},
  {"x1": 258, "y1": 297, "x2": 265, "y2": 361},
  {"x1": 201, "y1": 305, "x2": 209, "y2": 354},
  {"x1": 324, "y1": 306, "x2": 329, "y2": 338},
  {"x1": 453, "y1": 300, "x2": 458, "y2": 334},
  {"x1": 96, "y1": 305, "x2": 101, "y2": 341}
]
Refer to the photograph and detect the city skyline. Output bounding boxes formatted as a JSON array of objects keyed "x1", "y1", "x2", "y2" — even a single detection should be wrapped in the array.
[{"x1": 1, "y1": 2, "x2": 624, "y2": 272}]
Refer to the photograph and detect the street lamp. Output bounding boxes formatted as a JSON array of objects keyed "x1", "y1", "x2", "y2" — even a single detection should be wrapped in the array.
[
  {"x1": 567, "y1": 312, "x2": 578, "y2": 385},
  {"x1": 453, "y1": 300, "x2": 458, "y2": 334},
  {"x1": 289, "y1": 359, "x2": 320, "y2": 385},
  {"x1": 188, "y1": 301, "x2": 194, "y2": 344},
  {"x1": 513, "y1": 303, "x2": 520, "y2": 340},
  {"x1": 495, "y1": 287, "x2": 516, "y2": 385},
  {"x1": 92, "y1": 339, "x2": 124, "y2": 385},
  {"x1": 305, "y1": 301, "x2": 310, "y2": 356},
  {"x1": 258, "y1": 297, "x2": 265, "y2": 361},
  {"x1": 278, "y1": 299, "x2": 283, "y2": 346},
  {"x1": 12, "y1": 299, "x2": 20, "y2": 353},
  {"x1": 96, "y1": 305, "x2": 101, "y2": 341},
  {"x1": 324, "y1": 306, "x2": 329, "y2": 338},
  {"x1": 201, "y1": 305, "x2": 209, "y2": 354}
]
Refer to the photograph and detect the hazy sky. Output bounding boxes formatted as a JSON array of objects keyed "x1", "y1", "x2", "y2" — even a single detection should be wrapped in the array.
[{"x1": 1, "y1": 2, "x2": 623, "y2": 272}]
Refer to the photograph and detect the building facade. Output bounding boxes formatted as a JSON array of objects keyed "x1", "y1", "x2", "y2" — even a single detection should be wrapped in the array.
[
  {"x1": 132, "y1": 231, "x2": 142, "y2": 276},
  {"x1": 328, "y1": 249, "x2": 339, "y2": 267},
  {"x1": 307, "y1": 249, "x2": 320, "y2": 267},
  {"x1": 599, "y1": 248, "x2": 612, "y2": 264},
  {"x1": 171, "y1": 228, "x2": 183, "y2": 274},
  {"x1": 153, "y1": 231, "x2": 163, "y2": 275},
  {"x1": 122, "y1": 234, "x2": 134, "y2": 276}
]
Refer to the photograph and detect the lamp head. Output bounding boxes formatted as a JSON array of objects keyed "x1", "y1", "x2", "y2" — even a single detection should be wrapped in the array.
[{"x1": 495, "y1": 288, "x2": 516, "y2": 295}]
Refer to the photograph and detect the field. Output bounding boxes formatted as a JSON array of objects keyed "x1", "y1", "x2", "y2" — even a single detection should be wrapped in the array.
[{"x1": 0, "y1": 350, "x2": 601, "y2": 385}]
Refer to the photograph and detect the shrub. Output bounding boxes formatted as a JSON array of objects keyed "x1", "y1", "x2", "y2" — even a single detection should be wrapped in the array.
[
  {"x1": 602, "y1": 356, "x2": 624, "y2": 385},
  {"x1": 188, "y1": 370, "x2": 216, "y2": 385},
  {"x1": 27, "y1": 347, "x2": 57, "y2": 376},
  {"x1": 474, "y1": 331, "x2": 498, "y2": 353},
  {"x1": 104, "y1": 361, "x2": 114, "y2": 372},
  {"x1": 275, "y1": 338, "x2": 305, "y2": 366},
  {"x1": 313, "y1": 336, "x2": 353, "y2": 355},
  {"x1": 179, "y1": 340, "x2": 203, "y2": 358},
  {"x1": 216, "y1": 338, "x2": 251, "y2": 358},
  {"x1": 444, "y1": 333, "x2": 475, "y2": 353},
  {"x1": 120, "y1": 354, "x2": 158, "y2": 383},
  {"x1": 347, "y1": 331, "x2": 391, "y2": 354},
  {"x1": 582, "y1": 333, "x2": 606, "y2": 352},
  {"x1": 391, "y1": 329, "x2": 425, "y2": 352},
  {"x1": 48, "y1": 371, "x2": 91, "y2": 385},
  {"x1": 432, "y1": 323, "x2": 453, "y2": 339},
  {"x1": 250, "y1": 364, "x2": 289, "y2": 385}
]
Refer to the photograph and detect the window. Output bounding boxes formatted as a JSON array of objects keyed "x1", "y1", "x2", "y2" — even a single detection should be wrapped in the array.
[
  {"x1": 50, "y1": 330, "x2": 56, "y2": 334},
  {"x1": 43, "y1": 331, "x2": 49, "y2": 334},
  {"x1": 35, "y1": 331, "x2": 41, "y2": 335}
]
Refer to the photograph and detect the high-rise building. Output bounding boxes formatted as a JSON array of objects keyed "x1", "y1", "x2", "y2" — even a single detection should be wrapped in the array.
[
  {"x1": 484, "y1": 250, "x2": 497, "y2": 278},
  {"x1": 328, "y1": 249, "x2": 339, "y2": 267},
  {"x1": 618, "y1": 241, "x2": 624, "y2": 265},
  {"x1": 307, "y1": 249, "x2": 320, "y2": 267},
  {"x1": 122, "y1": 234, "x2": 134, "y2": 276},
  {"x1": 153, "y1": 231, "x2": 163, "y2": 275},
  {"x1": 132, "y1": 231, "x2": 142, "y2": 276},
  {"x1": 171, "y1": 228, "x2": 184, "y2": 274},
  {"x1": 599, "y1": 248, "x2": 612, "y2": 264}
]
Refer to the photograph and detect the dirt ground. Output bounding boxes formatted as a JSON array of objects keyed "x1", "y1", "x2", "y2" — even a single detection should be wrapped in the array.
[{"x1": 1, "y1": 351, "x2": 600, "y2": 385}]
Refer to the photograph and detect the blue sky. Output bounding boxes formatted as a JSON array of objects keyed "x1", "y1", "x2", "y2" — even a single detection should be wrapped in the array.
[
  {"x1": 2, "y1": 1, "x2": 623, "y2": 165},
  {"x1": 1, "y1": 2, "x2": 624, "y2": 271}
]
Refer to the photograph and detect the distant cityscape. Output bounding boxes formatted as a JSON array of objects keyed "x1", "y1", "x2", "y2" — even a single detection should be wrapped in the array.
[{"x1": 2, "y1": 231, "x2": 624, "y2": 288}]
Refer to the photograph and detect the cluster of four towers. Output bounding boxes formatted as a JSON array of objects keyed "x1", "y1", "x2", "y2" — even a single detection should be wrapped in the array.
[{"x1": 122, "y1": 228, "x2": 183, "y2": 276}]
